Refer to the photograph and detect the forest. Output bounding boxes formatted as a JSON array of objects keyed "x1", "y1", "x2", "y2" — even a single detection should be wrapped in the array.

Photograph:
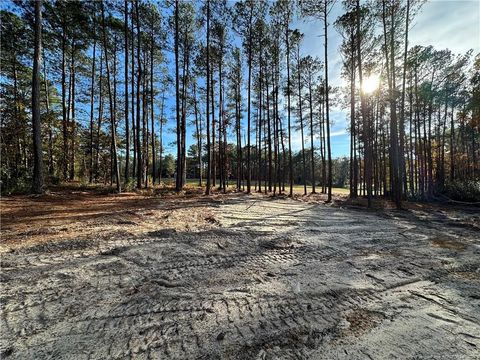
[
  {"x1": 1, "y1": 0, "x2": 479, "y2": 359},
  {"x1": 1, "y1": 0, "x2": 478, "y2": 205}
]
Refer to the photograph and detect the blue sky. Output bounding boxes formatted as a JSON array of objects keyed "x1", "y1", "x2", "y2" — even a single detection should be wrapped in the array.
[
  {"x1": 292, "y1": 0, "x2": 480, "y2": 158},
  {"x1": 2, "y1": 0, "x2": 479, "y2": 159},
  {"x1": 165, "y1": 0, "x2": 480, "y2": 158}
]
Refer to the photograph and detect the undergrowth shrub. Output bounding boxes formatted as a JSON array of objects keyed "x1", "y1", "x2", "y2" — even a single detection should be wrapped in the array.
[{"x1": 442, "y1": 180, "x2": 480, "y2": 202}]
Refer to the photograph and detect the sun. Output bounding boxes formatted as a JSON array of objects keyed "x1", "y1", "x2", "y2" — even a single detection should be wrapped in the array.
[{"x1": 362, "y1": 74, "x2": 380, "y2": 94}]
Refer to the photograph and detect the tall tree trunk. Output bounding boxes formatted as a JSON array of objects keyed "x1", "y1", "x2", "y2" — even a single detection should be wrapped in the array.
[
  {"x1": 319, "y1": 89, "x2": 326, "y2": 192},
  {"x1": 193, "y1": 82, "x2": 202, "y2": 186},
  {"x1": 450, "y1": 104, "x2": 455, "y2": 181},
  {"x1": 246, "y1": 7, "x2": 253, "y2": 194},
  {"x1": 349, "y1": 30, "x2": 356, "y2": 198},
  {"x1": 258, "y1": 70, "x2": 262, "y2": 193},
  {"x1": 399, "y1": 0, "x2": 410, "y2": 196},
  {"x1": 235, "y1": 87, "x2": 240, "y2": 189},
  {"x1": 12, "y1": 51, "x2": 20, "y2": 178},
  {"x1": 427, "y1": 99, "x2": 434, "y2": 197},
  {"x1": 324, "y1": 5, "x2": 332, "y2": 202},
  {"x1": 159, "y1": 91, "x2": 165, "y2": 182},
  {"x1": 205, "y1": 0, "x2": 211, "y2": 195},
  {"x1": 150, "y1": 28, "x2": 156, "y2": 185},
  {"x1": 308, "y1": 79, "x2": 316, "y2": 194},
  {"x1": 286, "y1": 23, "x2": 293, "y2": 197},
  {"x1": 143, "y1": 67, "x2": 148, "y2": 188},
  {"x1": 101, "y1": 0, "x2": 121, "y2": 193},
  {"x1": 95, "y1": 50, "x2": 104, "y2": 182},
  {"x1": 219, "y1": 49, "x2": 225, "y2": 192},
  {"x1": 236, "y1": 79, "x2": 242, "y2": 190},
  {"x1": 32, "y1": 0, "x2": 44, "y2": 194},
  {"x1": 382, "y1": 0, "x2": 401, "y2": 208},
  {"x1": 356, "y1": 0, "x2": 371, "y2": 205},
  {"x1": 180, "y1": 39, "x2": 190, "y2": 188},
  {"x1": 222, "y1": 87, "x2": 227, "y2": 192},
  {"x1": 408, "y1": 78, "x2": 415, "y2": 196},
  {"x1": 124, "y1": 0, "x2": 130, "y2": 182},
  {"x1": 61, "y1": 21, "x2": 68, "y2": 180},
  {"x1": 113, "y1": 34, "x2": 118, "y2": 186},
  {"x1": 135, "y1": 0, "x2": 142, "y2": 189},
  {"x1": 174, "y1": 0, "x2": 181, "y2": 192},
  {"x1": 42, "y1": 50, "x2": 54, "y2": 176},
  {"x1": 89, "y1": 16, "x2": 96, "y2": 183},
  {"x1": 266, "y1": 65, "x2": 272, "y2": 192},
  {"x1": 211, "y1": 71, "x2": 216, "y2": 188},
  {"x1": 131, "y1": 2, "x2": 136, "y2": 180},
  {"x1": 69, "y1": 43, "x2": 76, "y2": 181},
  {"x1": 297, "y1": 45, "x2": 306, "y2": 195}
]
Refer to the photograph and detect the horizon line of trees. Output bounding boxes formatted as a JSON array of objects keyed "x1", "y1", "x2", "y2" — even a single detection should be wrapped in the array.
[{"x1": 1, "y1": 0, "x2": 479, "y2": 207}]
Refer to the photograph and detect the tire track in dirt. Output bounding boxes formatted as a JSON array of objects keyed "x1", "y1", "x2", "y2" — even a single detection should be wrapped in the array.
[
  {"x1": 2, "y1": 195, "x2": 479, "y2": 359},
  {"x1": 3, "y1": 286, "x2": 389, "y2": 359}
]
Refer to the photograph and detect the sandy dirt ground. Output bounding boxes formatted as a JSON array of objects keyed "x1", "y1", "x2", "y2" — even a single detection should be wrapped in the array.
[{"x1": 1, "y1": 190, "x2": 479, "y2": 359}]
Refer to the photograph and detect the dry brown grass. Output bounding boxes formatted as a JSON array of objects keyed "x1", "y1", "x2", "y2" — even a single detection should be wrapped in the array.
[{"x1": 0, "y1": 184, "x2": 234, "y2": 251}]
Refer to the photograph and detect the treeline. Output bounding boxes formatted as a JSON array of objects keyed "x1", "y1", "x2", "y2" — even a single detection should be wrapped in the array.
[
  {"x1": 1, "y1": 0, "x2": 478, "y2": 206},
  {"x1": 335, "y1": 0, "x2": 479, "y2": 205}
]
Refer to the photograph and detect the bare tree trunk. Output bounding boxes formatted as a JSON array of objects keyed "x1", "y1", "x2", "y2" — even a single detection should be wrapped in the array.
[
  {"x1": 42, "y1": 46, "x2": 53, "y2": 177},
  {"x1": 349, "y1": 29, "x2": 356, "y2": 198},
  {"x1": 219, "y1": 50, "x2": 225, "y2": 192},
  {"x1": 382, "y1": 0, "x2": 401, "y2": 208},
  {"x1": 235, "y1": 88, "x2": 241, "y2": 190},
  {"x1": 246, "y1": 6, "x2": 253, "y2": 193},
  {"x1": 324, "y1": 5, "x2": 332, "y2": 202},
  {"x1": 180, "y1": 38, "x2": 190, "y2": 188},
  {"x1": 356, "y1": 0, "x2": 371, "y2": 206},
  {"x1": 131, "y1": 3, "x2": 136, "y2": 180},
  {"x1": 12, "y1": 51, "x2": 20, "y2": 178},
  {"x1": 124, "y1": 0, "x2": 130, "y2": 183},
  {"x1": 193, "y1": 82, "x2": 202, "y2": 186},
  {"x1": 297, "y1": 45, "x2": 306, "y2": 195},
  {"x1": 61, "y1": 21, "x2": 68, "y2": 180},
  {"x1": 89, "y1": 16, "x2": 96, "y2": 183},
  {"x1": 222, "y1": 87, "x2": 227, "y2": 192},
  {"x1": 174, "y1": 0, "x2": 181, "y2": 192},
  {"x1": 266, "y1": 65, "x2": 272, "y2": 192},
  {"x1": 143, "y1": 57, "x2": 148, "y2": 188},
  {"x1": 32, "y1": 0, "x2": 44, "y2": 194},
  {"x1": 257, "y1": 50, "x2": 262, "y2": 193},
  {"x1": 408, "y1": 77, "x2": 415, "y2": 196},
  {"x1": 320, "y1": 89, "x2": 326, "y2": 193},
  {"x1": 150, "y1": 28, "x2": 156, "y2": 185},
  {"x1": 399, "y1": 0, "x2": 410, "y2": 196},
  {"x1": 135, "y1": 0, "x2": 142, "y2": 189},
  {"x1": 159, "y1": 91, "x2": 165, "y2": 182},
  {"x1": 211, "y1": 70, "x2": 216, "y2": 188},
  {"x1": 450, "y1": 104, "x2": 455, "y2": 181},
  {"x1": 95, "y1": 50, "x2": 104, "y2": 182},
  {"x1": 205, "y1": 0, "x2": 211, "y2": 195},
  {"x1": 286, "y1": 22, "x2": 293, "y2": 197},
  {"x1": 308, "y1": 79, "x2": 316, "y2": 194},
  {"x1": 69, "y1": 43, "x2": 76, "y2": 181},
  {"x1": 101, "y1": 0, "x2": 121, "y2": 193}
]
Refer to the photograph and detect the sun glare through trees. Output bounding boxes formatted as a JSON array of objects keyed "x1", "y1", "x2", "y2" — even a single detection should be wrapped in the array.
[{"x1": 361, "y1": 73, "x2": 380, "y2": 94}]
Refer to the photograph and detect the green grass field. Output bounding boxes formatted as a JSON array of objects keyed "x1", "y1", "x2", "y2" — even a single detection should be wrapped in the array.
[
  {"x1": 291, "y1": 184, "x2": 350, "y2": 195},
  {"x1": 183, "y1": 179, "x2": 349, "y2": 195}
]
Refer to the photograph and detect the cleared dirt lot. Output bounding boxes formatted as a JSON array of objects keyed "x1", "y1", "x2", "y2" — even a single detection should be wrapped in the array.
[{"x1": 1, "y1": 191, "x2": 479, "y2": 359}]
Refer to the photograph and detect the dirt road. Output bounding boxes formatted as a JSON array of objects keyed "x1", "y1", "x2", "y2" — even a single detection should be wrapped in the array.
[{"x1": 1, "y1": 193, "x2": 479, "y2": 359}]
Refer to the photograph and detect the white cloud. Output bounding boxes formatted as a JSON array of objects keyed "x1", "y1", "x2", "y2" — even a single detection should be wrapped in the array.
[
  {"x1": 410, "y1": 1, "x2": 480, "y2": 55},
  {"x1": 331, "y1": 129, "x2": 347, "y2": 137}
]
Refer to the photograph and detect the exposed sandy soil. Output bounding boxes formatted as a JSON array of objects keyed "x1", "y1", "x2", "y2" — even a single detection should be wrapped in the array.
[
  {"x1": 1, "y1": 189, "x2": 479, "y2": 359},
  {"x1": 0, "y1": 187, "x2": 220, "y2": 249}
]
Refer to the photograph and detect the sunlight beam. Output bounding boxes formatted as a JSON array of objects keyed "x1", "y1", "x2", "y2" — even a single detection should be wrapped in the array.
[{"x1": 362, "y1": 74, "x2": 380, "y2": 94}]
